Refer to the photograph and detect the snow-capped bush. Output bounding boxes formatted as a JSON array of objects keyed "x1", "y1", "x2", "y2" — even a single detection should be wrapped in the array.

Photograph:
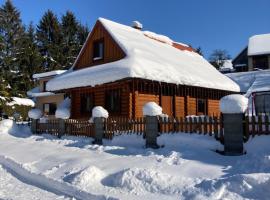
[
  {"x1": 55, "y1": 98, "x2": 71, "y2": 119},
  {"x1": 220, "y1": 94, "x2": 248, "y2": 114},
  {"x1": 92, "y1": 106, "x2": 109, "y2": 119},
  {"x1": 143, "y1": 102, "x2": 162, "y2": 116},
  {"x1": 28, "y1": 108, "x2": 42, "y2": 119}
]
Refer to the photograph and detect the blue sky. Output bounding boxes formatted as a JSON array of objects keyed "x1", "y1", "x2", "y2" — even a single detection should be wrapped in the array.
[{"x1": 3, "y1": 0, "x2": 270, "y2": 58}]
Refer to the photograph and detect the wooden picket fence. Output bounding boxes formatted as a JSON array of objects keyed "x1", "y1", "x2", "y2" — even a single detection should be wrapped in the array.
[
  {"x1": 35, "y1": 116, "x2": 224, "y2": 141},
  {"x1": 104, "y1": 117, "x2": 145, "y2": 139},
  {"x1": 36, "y1": 119, "x2": 94, "y2": 137},
  {"x1": 245, "y1": 115, "x2": 270, "y2": 139}
]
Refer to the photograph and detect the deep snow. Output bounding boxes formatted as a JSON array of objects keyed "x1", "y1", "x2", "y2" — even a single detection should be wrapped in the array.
[{"x1": 0, "y1": 120, "x2": 270, "y2": 199}]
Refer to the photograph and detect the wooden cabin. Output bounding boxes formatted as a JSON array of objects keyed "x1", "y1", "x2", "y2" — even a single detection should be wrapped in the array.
[{"x1": 47, "y1": 18, "x2": 240, "y2": 119}]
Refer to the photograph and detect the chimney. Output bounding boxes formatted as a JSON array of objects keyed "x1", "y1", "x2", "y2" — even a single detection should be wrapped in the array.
[{"x1": 131, "y1": 21, "x2": 143, "y2": 30}]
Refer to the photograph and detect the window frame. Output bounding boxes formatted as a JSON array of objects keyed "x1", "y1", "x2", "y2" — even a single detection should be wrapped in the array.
[
  {"x1": 92, "y1": 38, "x2": 104, "y2": 61},
  {"x1": 105, "y1": 89, "x2": 121, "y2": 114},
  {"x1": 80, "y1": 93, "x2": 95, "y2": 115},
  {"x1": 197, "y1": 98, "x2": 207, "y2": 115},
  {"x1": 43, "y1": 103, "x2": 57, "y2": 115}
]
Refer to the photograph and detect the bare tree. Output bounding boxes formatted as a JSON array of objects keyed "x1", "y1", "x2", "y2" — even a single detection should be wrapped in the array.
[{"x1": 209, "y1": 49, "x2": 231, "y2": 69}]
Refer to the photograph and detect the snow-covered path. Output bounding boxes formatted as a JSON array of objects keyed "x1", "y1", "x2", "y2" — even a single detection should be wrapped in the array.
[
  {"x1": 0, "y1": 164, "x2": 69, "y2": 200},
  {"x1": 0, "y1": 120, "x2": 270, "y2": 199}
]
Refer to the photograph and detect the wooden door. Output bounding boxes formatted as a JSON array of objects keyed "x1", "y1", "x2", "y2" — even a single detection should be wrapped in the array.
[{"x1": 161, "y1": 96, "x2": 173, "y2": 116}]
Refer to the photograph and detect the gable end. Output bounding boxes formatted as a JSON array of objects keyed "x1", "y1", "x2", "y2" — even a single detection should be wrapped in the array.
[{"x1": 74, "y1": 20, "x2": 126, "y2": 70}]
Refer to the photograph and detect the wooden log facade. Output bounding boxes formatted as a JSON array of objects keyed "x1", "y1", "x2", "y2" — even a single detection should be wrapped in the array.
[
  {"x1": 60, "y1": 19, "x2": 235, "y2": 119},
  {"x1": 67, "y1": 78, "x2": 232, "y2": 119}
]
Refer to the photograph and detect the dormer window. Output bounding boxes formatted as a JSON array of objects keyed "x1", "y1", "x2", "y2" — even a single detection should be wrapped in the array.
[{"x1": 93, "y1": 39, "x2": 104, "y2": 61}]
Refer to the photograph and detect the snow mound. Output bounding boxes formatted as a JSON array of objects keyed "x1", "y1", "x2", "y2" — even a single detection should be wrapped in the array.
[
  {"x1": 143, "y1": 30, "x2": 173, "y2": 45},
  {"x1": 196, "y1": 173, "x2": 270, "y2": 199},
  {"x1": 28, "y1": 108, "x2": 42, "y2": 119},
  {"x1": 143, "y1": 102, "x2": 162, "y2": 116},
  {"x1": 55, "y1": 98, "x2": 71, "y2": 119},
  {"x1": 0, "y1": 119, "x2": 31, "y2": 136},
  {"x1": 0, "y1": 119, "x2": 15, "y2": 134},
  {"x1": 220, "y1": 94, "x2": 248, "y2": 114},
  {"x1": 103, "y1": 168, "x2": 181, "y2": 195},
  {"x1": 72, "y1": 166, "x2": 106, "y2": 190},
  {"x1": 92, "y1": 106, "x2": 109, "y2": 119}
]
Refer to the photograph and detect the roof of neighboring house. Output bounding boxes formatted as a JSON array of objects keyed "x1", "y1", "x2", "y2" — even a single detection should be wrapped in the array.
[
  {"x1": 47, "y1": 18, "x2": 240, "y2": 92},
  {"x1": 226, "y1": 70, "x2": 270, "y2": 96},
  {"x1": 219, "y1": 60, "x2": 234, "y2": 72},
  {"x1": 33, "y1": 70, "x2": 66, "y2": 79},
  {"x1": 248, "y1": 33, "x2": 270, "y2": 56}
]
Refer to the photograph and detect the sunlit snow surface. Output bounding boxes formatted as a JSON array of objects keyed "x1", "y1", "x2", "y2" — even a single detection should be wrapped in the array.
[{"x1": 0, "y1": 120, "x2": 269, "y2": 200}]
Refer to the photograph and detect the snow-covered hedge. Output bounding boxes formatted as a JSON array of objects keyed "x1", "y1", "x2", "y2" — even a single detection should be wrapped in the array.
[
  {"x1": 220, "y1": 94, "x2": 248, "y2": 114},
  {"x1": 92, "y1": 106, "x2": 109, "y2": 119},
  {"x1": 143, "y1": 102, "x2": 162, "y2": 116},
  {"x1": 28, "y1": 108, "x2": 43, "y2": 119},
  {"x1": 55, "y1": 98, "x2": 71, "y2": 119}
]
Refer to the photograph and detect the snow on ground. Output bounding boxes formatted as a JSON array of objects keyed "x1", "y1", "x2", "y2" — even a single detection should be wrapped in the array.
[{"x1": 0, "y1": 120, "x2": 270, "y2": 199}]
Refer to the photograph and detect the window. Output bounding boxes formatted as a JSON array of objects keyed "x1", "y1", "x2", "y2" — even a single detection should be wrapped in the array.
[
  {"x1": 43, "y1": 103, "x2": 57, "y2": 115},
  {"x1": 253, "y1": 55, "x2": 269, "y2": 70},
  {"x1": 197, "y1": 99, "x2": 206, "y2": 114},
  {"x1": 93, "y1": 39, "x2": 104, "y2": 61},
  {"x1": 80, "y1": 93, "x2": 94, "y2": 114},
  {"x1": 43, "y1": 81, "x2": 48, "y2": 92},
  {"x1": 255, "y1": 94, "x2": 270, "y2": 115},
  {"x1": 105, "y1": 89, "x2": 121, "y2": 113}
]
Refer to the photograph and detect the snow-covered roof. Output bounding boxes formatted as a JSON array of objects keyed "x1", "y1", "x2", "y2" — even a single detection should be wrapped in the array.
[
  {"x1": 226, "y1": 70, "x2": 270, "y2": 96},
  {"x1": 219, "y1": 60, "x2": 234, "y2": 73},
  {"x1": 248, "y1": 34, "x2": 270, "y2": 56},
  {"x1": 27, "y1": 87, "x2": 56, "y2": 98},
  {"x1": 47, "y1": 18, "x2": 240, "y2": 92},
  {"x1": 33, "y1": 70, "x2": 66, "y2": 79}
]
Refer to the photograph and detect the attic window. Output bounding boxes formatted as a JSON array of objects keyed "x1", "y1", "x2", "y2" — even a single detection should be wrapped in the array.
[{"x1": 93, "y1": 39, "x2": 104, "y2": 61}]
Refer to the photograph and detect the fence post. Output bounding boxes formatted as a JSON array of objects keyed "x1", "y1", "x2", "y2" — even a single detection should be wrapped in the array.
[
  {"x1": 145, "y1": 116, "x2": 160, "y2": 149},
  {"x1": 222, "y1": 113, "x2": 245, "y2": 155},
  {"x1": 58, "y1": 119, "x2": 65, "y2": 138},
  {"x1": 31, "y1": 119, "x2": 37, "y2": 134},
  {"x1": 220, "y1": 94, "x2": 248, "y2": 156},
  {"x1": 93, "y1": 117, "x2": 104, "y2": 145}
]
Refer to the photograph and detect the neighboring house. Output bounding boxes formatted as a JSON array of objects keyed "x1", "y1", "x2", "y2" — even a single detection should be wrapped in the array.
[
  {"x1": 232, "y1": 33, "x2": 270, "y2": 72},
  {"x1": 219, "y1": 60, "x2": 235, "y2": 74},
  {"x1": 226, "y1": 70, "x2": 270, "y2": 115},
  {"x1": 46, "y1": 18, "x2": 239, "y2": 119},
  {"x1": 27, "y1": 70, "x2": 66, "y2": 118},
  {"x1": 232, "y1": 47, "x2": 248, "y2": 72}
]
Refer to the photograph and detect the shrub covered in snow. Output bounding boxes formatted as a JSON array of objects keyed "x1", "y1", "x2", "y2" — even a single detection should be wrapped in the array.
[
  {"x1": 92, "y1": 106, "x2": 109, "y2": 119},
  {"x1": 28, "y1": 108, "x2": 42, "y2": 119},
  {"x1": 220, "y1": 94, "x2": 248, "y2": 114},
  {"x1": 55, "y1": 98, "x2": 71, "y2": 119},
  {"x1": 143, "y1": 102, "x2": 162, "y2": 116}
]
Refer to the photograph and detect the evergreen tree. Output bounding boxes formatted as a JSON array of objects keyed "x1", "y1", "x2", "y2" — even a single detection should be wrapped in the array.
[
  {"x1": 77, "y1": 23, "x2": 89, "y2": 47},
  {"x1": 36, "y1": 10, "x2": 62, "y2": 71},
  {"x1": 0, "y1": 0, "x2": 25, "y2": 96},
  {"x1": 17, "y1": 23, "x2": 42, "y2": 92},
  {"x1": 61, "y1": 11, "x2": 79, "y2": 69}
]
